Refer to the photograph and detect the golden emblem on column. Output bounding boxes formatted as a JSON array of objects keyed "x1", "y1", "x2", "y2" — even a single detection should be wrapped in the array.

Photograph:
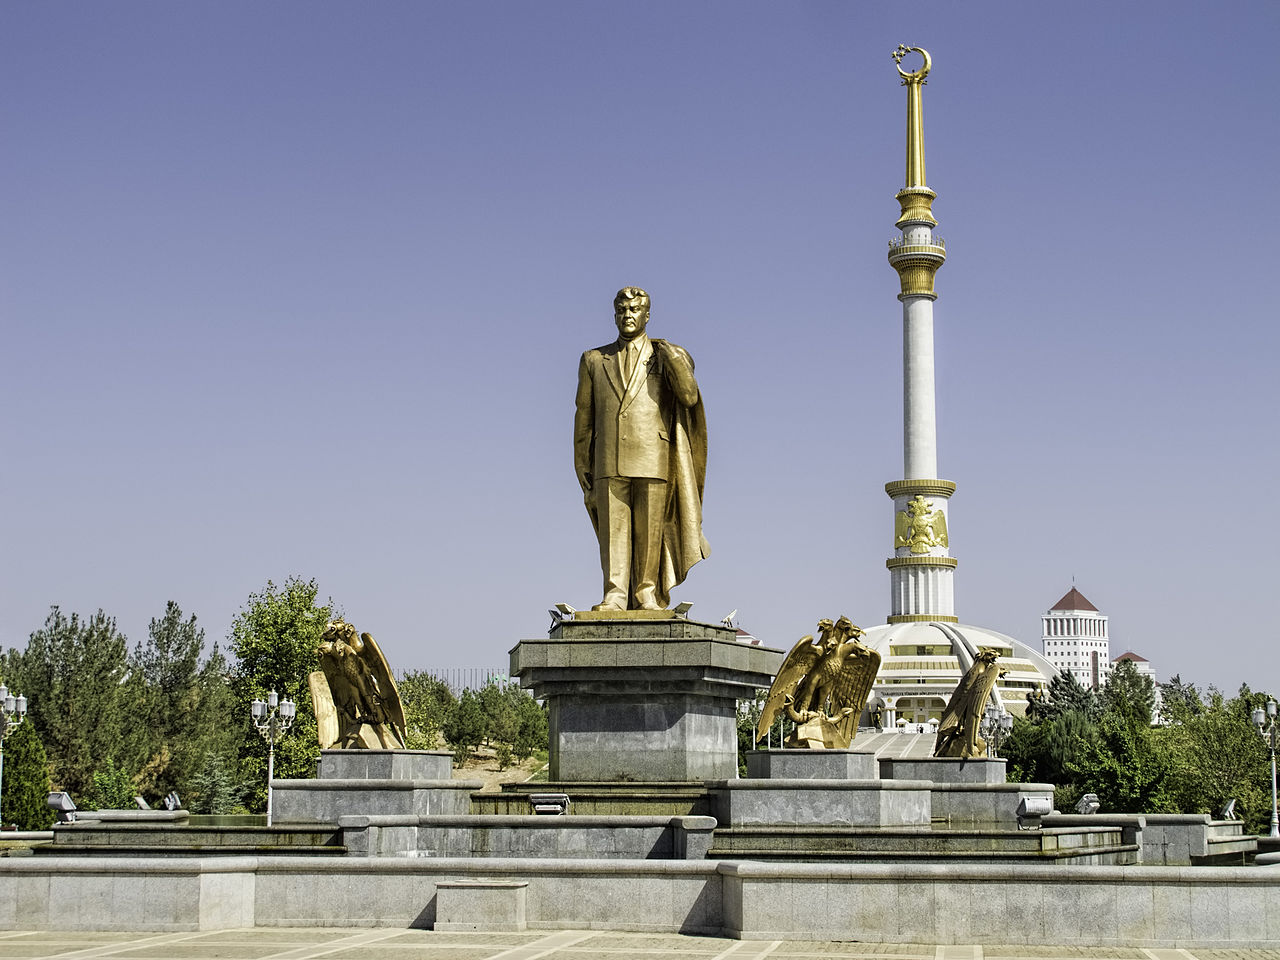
[
  {"x1": 755, "y1": 616, "x2": 881, "y2": 750},
  {"x1": 895, "y1": 494, "x2": 948, "y2": 554}
]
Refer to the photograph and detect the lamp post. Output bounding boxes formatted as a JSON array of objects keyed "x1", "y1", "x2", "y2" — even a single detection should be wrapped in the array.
[
  {"x1": 981, "y1": 704, "x2": 1013, "y2": 758},
  {"x1": 1252, "y1": 700, "x2": 1279, "y2": 839},
  {"x1": 250, "y1": 690, "x2": 295, "y2": 827},
  {"x1": 0, "y1": 684, "x2": 29, "y2": 825}
]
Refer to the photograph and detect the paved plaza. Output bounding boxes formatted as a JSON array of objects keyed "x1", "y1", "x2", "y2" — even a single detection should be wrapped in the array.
[{"x1": 0, "y1": 930, "x2": 1278, "y2": 960}]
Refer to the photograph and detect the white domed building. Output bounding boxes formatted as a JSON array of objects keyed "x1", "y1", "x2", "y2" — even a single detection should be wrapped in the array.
[
  {"x1": 863, "y1": 621, "x2": 1057, "y2": 727},
  {"x1": 863, "y1": 51, "x2": 1056, "y2": 728}
]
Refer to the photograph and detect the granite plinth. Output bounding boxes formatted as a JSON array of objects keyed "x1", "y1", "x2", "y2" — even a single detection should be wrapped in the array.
[
  {"x1": 317, "y1": 750, "x2": 453, "y2": 781},
  {"x1": 512, "y1": 617, "x2": 782, "y2": 781},
  {"x1": 271, "y1": 778, "x2": 482, "y2": 824},
  {"x1": 711, "y1": 779, "x2": 932, "y2": 827},
  {"x1": 274, "y1": 749, "x2": 480, "y2": 825},
  {"x1": 878, "y1": 756, "x2": 1008, "y2": 784},
  {"x1": 745, "y1": 749, "x2": 877, "y2": 780}
]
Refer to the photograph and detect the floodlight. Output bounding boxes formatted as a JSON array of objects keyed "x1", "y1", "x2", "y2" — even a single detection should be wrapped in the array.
[
  {"x1": 553, "y1": 602, "x2": 576, "y2": 615},
  {"x1": 1075, "y1": 793, "x2": 1101, "y2": 815},
  {"x1": 672, "y1": 601, "x2": 694, "y2": 616}
]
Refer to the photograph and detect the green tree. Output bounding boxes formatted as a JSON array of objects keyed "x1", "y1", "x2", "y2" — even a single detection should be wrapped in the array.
[
  {"x1": 227, "y1": 577, "x2": 334, "y2": 812},
  {"x1": 131, "y1": 602, "x2": 239, "y2": 804},
  {"x1": 1003, "y1": 708, "x2": 1096, "y2": 811},
  {"x1": 1159, "y1": 674, "x2": 1203, "y2": 725},
  {"x1": 1027, "y1": 671, "x2": 1101, "y2": 723},
  {"x1": 187, "y1": 752, "x2": 243, "y2": 815},
  {"x1": 5, "y1": 608, "x2": 132, "y2": 800},
  {"x1": 512, "y1": 692, "x2": 548, "y2": 760},
  {"x1": 1069, "y1": 710, "x2": 1172, "y2": 813},
  {"x1": 443, "y1": 689, "x2": 485, "y2": 764},
  {"x1": 478, "y1": 681, "x2": 518, "y2": 748},
  {"x1": 81, "y1": 757, "x2": 137, "y2": 810},
  {"x1": 1101, "y1": 659, "x2": 1155, "y2": 727},
  {"x1": 736, "y1": 695, "x2": 764, "y2": 776},
  {"x1": 397, "y1": 672, "x2": 456, "y2": 749},
  {"x1": 0, "y1": 721, "x2": 54, "y2": 829},
  {"x1": 1161, "y1": 689, "x2": 1272, "y2": 832}
]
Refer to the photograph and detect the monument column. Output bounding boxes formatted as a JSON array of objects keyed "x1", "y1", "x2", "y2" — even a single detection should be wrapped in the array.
[{"x1": 885, "y1": 45, "x2": 957, "y2": 624}]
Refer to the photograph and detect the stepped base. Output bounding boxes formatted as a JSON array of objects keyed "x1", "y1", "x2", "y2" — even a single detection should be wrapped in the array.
[
  {"x1": 273, "y1": 749, "x2": 482, "y2": 825},
  {"x1": 477, "y1": 781, "x2": 713, "y2": 817},
  {"x1": 709, "y1": 824, "x2": 1138, "y2": 864}
]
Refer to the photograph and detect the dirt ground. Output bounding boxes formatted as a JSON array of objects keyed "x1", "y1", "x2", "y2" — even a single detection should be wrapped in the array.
[{"x1": 452, "y1": 746, "x2": 548, "y2": 792}]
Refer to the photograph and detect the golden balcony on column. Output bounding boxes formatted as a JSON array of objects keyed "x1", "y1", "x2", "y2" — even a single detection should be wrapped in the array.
[{"x1": 887, "y1": 236, "x2": 946, "y2": 300}]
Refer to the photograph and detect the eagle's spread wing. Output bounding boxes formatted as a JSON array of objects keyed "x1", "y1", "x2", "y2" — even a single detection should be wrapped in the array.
[
  {"x1": 358, "y1": 631, "x2": 407, "y2": 748},
  {"x1": 933, "y1": 508, "x2": 948, "y2": 547},
  {"x1": 831, "y1": 641, "x2": 881, "y2": 712},
  {"x1": 309, "y1": 670, "x2": 340, "y2": 750},
  {"x1": 830, "y1": 641, "x2": 882, "y2": 743},
  {"x1": 756, "y1": 635, "x2": 823, "y2": 742},
  {"x1": 894, "y1": 508, "x2": 911, "y2": 548}
]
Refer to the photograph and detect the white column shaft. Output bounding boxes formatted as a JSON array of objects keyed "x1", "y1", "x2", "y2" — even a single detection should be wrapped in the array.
[{"x1": 903, "y1": 295, "x2": 937, "y2": 479}]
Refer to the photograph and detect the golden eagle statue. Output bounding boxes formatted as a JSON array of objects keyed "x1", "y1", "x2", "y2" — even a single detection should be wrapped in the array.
[
  {"x1": 755, "y1": 616, "x2": 881, "y2": 749},
  {"x1": 933, "y1": 649, "x2": 1008, "y2": 759},
  {"x1": 308, "y1": 620, "x2": 408, "y2": 750}
]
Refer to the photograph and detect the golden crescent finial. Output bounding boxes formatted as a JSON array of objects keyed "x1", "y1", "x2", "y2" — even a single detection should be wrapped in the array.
[{"x1": 892, "y1": 44, "x2": 931, "y2": 84}]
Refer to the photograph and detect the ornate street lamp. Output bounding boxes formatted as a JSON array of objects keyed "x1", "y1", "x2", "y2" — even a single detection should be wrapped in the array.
[
  {"x1": 1251, "y1": 700, "x2": 1279, "y2": 839},
  {"x1": 250, "y1": 690, "x2": 295, "y2": 827},
  {"x1": 0, "y1": 684, "x2": 29, "y2": 825},
  {"x1": 981, "y1": 703, "x2": 1013, "y2": 758}
]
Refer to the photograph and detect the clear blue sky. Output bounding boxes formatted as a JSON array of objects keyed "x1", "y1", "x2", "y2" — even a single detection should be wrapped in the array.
[{"x1": 3, "y1": 2, "x2": 1277, "y2": 695}]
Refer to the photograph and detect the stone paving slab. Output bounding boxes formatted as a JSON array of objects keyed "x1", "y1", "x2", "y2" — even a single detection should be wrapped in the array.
[{"x1": 1, "y1": 931, "x2": 1280, "y2": 960}]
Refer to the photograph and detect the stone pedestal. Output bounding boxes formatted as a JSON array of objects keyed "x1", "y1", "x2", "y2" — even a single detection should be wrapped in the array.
[
  {"x1": 878, "y1": 756, "x2": 1006, "y2": 784},
  {"x1": 711, "y1": 779, "x2": 932, "y2": 827},
  {"x1": 317, "y1": 750, "x2": 453, "y2": 781},
  {"x1": 511, "y1": 615, "x2": 782, "y2": 781},
  {"x1": 272, "y1": 750, "x2": 482, "y2": 825},
  {"x1": 745, "y1": 749, "x2": 877, "y2": 780}
]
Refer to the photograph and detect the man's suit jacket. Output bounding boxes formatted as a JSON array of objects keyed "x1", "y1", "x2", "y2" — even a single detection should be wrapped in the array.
[{"x1": 574, "y1": 338, "x2": 695, "y2": 483}]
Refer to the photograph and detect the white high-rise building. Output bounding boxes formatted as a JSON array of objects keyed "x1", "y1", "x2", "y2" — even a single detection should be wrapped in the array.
[{"x1": 1041, "y1": 587, "x2": 1110, "y2": 689}]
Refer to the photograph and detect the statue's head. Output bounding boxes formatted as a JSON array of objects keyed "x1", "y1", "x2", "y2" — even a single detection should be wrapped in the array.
[
  {"x1": 322, "y1": 619, "x2": 360, "y2": 650},
  {"x1": 614, "y1": 287, "x2": 650, "y2": 341},
  {"x1": 976, "y1": 649, "x2": 999, "y2": 665},
  {"x1": 834, "y1": 616, "x2": 863, "y2": 640}
]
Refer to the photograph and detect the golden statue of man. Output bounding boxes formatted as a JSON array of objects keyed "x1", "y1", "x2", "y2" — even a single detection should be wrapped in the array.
[{"x1": 574, "y1": 287, "x2": 709, "y2": 611}]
